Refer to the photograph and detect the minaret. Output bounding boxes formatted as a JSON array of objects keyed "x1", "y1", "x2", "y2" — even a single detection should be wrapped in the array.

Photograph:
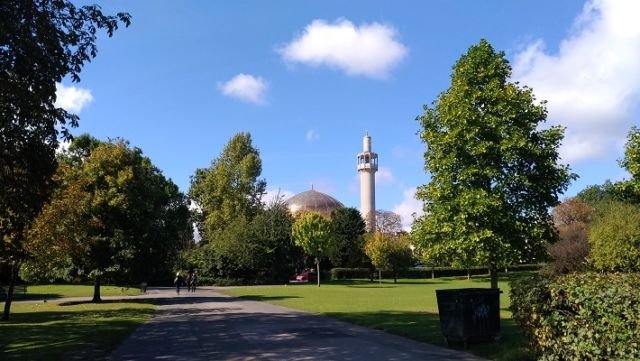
[{"x1": 357, "y1": 132, "x2": 378, "y2": 232}]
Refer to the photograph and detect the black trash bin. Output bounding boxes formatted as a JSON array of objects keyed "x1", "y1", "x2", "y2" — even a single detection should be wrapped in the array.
[{"x1": 436, "y1": 288, "x2": 501, "y2": 348}]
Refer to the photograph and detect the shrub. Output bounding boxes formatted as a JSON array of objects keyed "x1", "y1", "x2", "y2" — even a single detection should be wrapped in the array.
[
  {"x1": 545, "y1": 223, "x2": 590, "y2": 274},
  {"x1": 330, "y1": 268, "x2": 371, "y2": 280},
  {"x1": 510, "y1": 273, "x2": 640, "y2": 361},
  {"x1": 589, "y1": 202, "x2": 640, "y2": 272}
]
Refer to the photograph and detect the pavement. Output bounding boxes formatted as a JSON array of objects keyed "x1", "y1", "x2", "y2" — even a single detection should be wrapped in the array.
[{"x1": 103, "y1": 287, "x2": 486, "y2": 361}]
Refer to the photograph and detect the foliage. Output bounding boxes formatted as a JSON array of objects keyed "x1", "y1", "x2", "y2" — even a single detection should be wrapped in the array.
[
  {"x1": 182, "y1": 199, "x2": 300, "y2": 284},
  {"x1": 588, "y1": 201, "x2": 640, "y2": 272},
  {"x1": 545, "y1": 198, "x2": 592, "y2": 274},
  {"x1": 510, "y1": 273, "x2": 640, "y2": 361},
  {"x1": 375, "y1": 210, "x2": 403, "y2": 234},
  {"x1": 292, "y1": 213, "x2": 334, "y2": 286},
  {"x1": 364, "y1": 233, "x2": 413, "y2": 283},
  {"x1": 575, "y1": 180, "x2": 618, "y2": 208},
  {"x1": 329, "y1": 207, "x2": 367, "y2": 267},
  {"x1": 615, "y1": 127, "x2": 640, "y2": 204},
  {"x1": 413, "y1": 39, "x2": 574, "y2": 288},
  {"x1": 24, "y1": 139, "x2": 192, "y2": 300},
  {"x1": 0, "y1": 0, "x2": 130, "y2": 320},
  {"x1": 189, "y1": 132, "x2": 266, "y2": 241}
]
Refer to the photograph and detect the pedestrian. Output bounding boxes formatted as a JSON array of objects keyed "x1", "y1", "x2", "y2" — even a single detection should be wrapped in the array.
[
  {"x1": 189, "y1": 272, "x2": 197, "y2": 293},
  {"x1": 174, "y1": 272, "x2": 184, "y2": 294}
]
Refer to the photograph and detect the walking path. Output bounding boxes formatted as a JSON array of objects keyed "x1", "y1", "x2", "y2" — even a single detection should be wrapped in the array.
[{"x1": 106, "y1": 288, "x2": 485, "y2": 361}]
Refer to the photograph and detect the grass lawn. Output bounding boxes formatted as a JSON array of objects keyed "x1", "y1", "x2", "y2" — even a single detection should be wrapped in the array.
[
  {"x1": 222, "y1": 275, "x2": 534, "y2": 361},
  {"x1": 0, "y1": 300, "x2": 154, "y2": 360},
  {"x1": 8, "y1": 284, "x2": 143, "y2": 301}
]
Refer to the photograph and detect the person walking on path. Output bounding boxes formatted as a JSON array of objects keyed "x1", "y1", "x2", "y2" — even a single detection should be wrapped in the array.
[
  {"x1": 174, "y1": 272, "x2": 184, "y2": 294},
  {"x1": 187, "y1": 271, "x2": 197, "y2": 292}
]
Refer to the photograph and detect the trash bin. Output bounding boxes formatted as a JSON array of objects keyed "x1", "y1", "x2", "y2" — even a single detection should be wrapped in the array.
[{"x1": 436, "y1": 288, "x2": 501, "y2": 348}]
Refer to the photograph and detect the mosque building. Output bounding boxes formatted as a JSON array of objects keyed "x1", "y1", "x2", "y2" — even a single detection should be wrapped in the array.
[{"x1": 285, "y1": 133, "x2": 378, "y2": 231}]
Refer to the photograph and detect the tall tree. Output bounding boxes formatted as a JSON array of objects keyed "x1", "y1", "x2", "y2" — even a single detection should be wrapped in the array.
[
  {"x1": 0, "y1": 1, "x2": 130, "y2": 320},
  {"x1": 413, "y1": 40, "x2": 575, "y2": 289},
  {"x1": 189, "y1": 132, "x2": 266, "y2": 241},
  {"x1": 330, "y1": 207, "x2": 367, "y2": 267},
  {"x1": 25, "y1": 140, "x2": 192, "y2": 302},
  {"x1": 292, "y1": 213, "x2": 334, "y2": 287}
]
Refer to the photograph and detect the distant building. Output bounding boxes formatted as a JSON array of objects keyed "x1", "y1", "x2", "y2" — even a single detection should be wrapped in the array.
[{"x1": 357, "y1": 133, "x2": 378, "y2": 232}]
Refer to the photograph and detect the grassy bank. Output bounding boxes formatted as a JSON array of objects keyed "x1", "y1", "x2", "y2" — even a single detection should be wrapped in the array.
[
  {"x1": 0, "y1": 300, "x2": 154, "y2": 360},
  {"x1": 222, "y1": 275, "x2": 533, "y2": 361}
]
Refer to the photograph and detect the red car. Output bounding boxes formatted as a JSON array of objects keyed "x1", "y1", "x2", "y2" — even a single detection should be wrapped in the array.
[{"x1": 295, "y1": 270, "x2": 317, "y2": 282}]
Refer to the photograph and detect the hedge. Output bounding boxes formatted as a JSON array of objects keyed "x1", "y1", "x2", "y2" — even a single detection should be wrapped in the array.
[
  {"x1": 510, "y1": 273, "x2": 640, "y2": 361},
  {"x1": 330, "y1": 264, "x2": 542, "y2": 280}
]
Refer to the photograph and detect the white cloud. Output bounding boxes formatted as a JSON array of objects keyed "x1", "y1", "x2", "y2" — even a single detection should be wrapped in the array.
[
  {"x1": 512, "y1": 0, "x2": 640, "y2": 164},
  {"x1": 280, "y1": 18, "x2": 408, "y2": 78},
  {"x1": 375, "y1": 166, "x2": 395, "y2": 185},
  {"x1": 392, "y1": 187, "x2": 424, "y2": 231},
  {"x1": 219, "y1": 73, "x2": 268, "y2": 104},
  {"x1": 262, "y1": 188, "x2": 296, "y2": 206},
  {"x1": 55, "y1": 83, "x2": 93, "y2": 113},
  {"x1": 306, "y1": 129, "x2": 320, "y2": 142}
]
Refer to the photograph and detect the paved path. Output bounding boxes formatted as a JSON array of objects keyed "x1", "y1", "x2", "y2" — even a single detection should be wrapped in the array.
[{"x1": 108, "y1": 288, "x2": 485, "y2": 361}]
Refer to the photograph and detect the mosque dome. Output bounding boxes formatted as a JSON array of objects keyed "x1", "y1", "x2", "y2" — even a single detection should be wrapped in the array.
[{"x1": 285, "y1": 188, "x2": 344, "y2": 217}]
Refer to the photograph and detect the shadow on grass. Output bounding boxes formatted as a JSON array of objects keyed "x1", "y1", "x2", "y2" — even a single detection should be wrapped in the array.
[
  {"x1": 323, "y1": 310, "x2": 534, "y2": 361},
  {"x1": 0, "y1": 305, "x2": 153, "y2": 360}
]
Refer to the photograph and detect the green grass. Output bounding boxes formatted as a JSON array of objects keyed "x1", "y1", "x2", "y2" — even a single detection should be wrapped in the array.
[
  {"x1": 12, "y1": 284, "x2": 143, "y2": 301},
  {"x1": 222, "y1": 275, "x2": 534, "y2": 361},
  {"x1": 0, "y1": 300, "x2": 154, "y2": 360}
]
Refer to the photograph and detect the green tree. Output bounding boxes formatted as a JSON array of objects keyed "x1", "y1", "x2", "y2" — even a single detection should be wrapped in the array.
[
  {"x1": 413, "y1": 40, "x2": 575, "y2": 289},
  {"x1": 0, "y1": 1, "x2": 130, "y2": 320},
  {"x1": 189, "y1": 132, "x2": 266, "y2": 241},
  {"x1": 576, "y1": 180, "x2": 618, "y2": 208},
  {"x1": 25, "y1": 140, "x2": 192, "y2": 302},
  {"x1": 616, "y1": 127, "x2": 640, "y2": 204},
  {"x1": 364, "y1": 233, "x2": 413, "y2": 284},
  {"x1": 589, "y1": 202, "x2": 640, "y2": 272},
  {"x1": 291, "y1": 213, "x2": 334, "y2": 287},
  {"x1": 329, "y1": 207, "x2": 367, "y2": 267}
]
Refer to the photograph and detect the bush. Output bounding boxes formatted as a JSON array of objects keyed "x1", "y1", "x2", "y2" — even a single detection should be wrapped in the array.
[
  {"x1": 510, "y1": 273, "x2": 640, "y2": 360},
  {"x1": 589, "y1": 202, "x2": 640, "y2": 272},
  {"x1": 330, "y1": 268, "x2": 371, "y2": 280},
  {"x1": 545, "y1": 224, "x2": 590, "y2": 274}
]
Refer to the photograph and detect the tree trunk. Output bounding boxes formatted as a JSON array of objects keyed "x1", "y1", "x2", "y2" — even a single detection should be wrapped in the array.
[
  {"x1": 1, "y1": 262, "x2": 17, "y2": 321},
  {"x1": 489, "y1": 261, "x2": 498, "y2": 289},
  {"x1": 378, "y1": 270, "x2": 382, "y2": 285},
  {"x1": 431, "y1": 267, "x2": 435, "y2": 279},
  {"x1": 467, "y1": 268, "x2": 471, "y2": 280},
  {"x1": 316, "y1": 258, "x2": 320, "y2": 288},
  {"x1": 92, "y1": 275, "x2": 102, "y2": 303}
]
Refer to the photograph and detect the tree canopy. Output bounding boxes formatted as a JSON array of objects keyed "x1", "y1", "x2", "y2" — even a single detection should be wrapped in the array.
[
  {"x1": 330, "y1": 207, "x2": 367, "y2": 268},
  {"x1": 364, "y1": 232, "x2": 413, "y2": 284},
  {"x1": 25, "y1": 139, "x2": 192, "y2": 302},
  {"x1": 189, "y1": 132, "x2": 266, "y2": 241},
  {"x1": 412, "y1": 39, "x2": 575, "y2": 288},
  {"x1": 292, "y1": 213, "x2": 334, "y2": 287},
  {"x1": 1, "y1": 0, "x2": 130, "y2": 320}
]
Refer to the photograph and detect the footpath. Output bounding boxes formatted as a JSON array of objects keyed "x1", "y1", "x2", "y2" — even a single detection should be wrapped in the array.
[{"x1": 105, "y1": 287, "x2": 486, "y2": 361}]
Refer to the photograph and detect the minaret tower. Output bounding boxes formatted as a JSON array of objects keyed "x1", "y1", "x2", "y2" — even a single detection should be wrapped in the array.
[{"x1": 357, "y1": 132, "x2": 378, "y2": 232}]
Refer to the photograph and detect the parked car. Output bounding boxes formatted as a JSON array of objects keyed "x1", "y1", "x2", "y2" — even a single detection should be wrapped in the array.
[{"x1": 294, "y1": 269, "x2": 317, "y2": 282}]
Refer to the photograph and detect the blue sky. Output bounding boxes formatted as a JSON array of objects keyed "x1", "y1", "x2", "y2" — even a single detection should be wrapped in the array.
[{"x1": 58, "y1": 0, "x2": 639, "y2": 229}]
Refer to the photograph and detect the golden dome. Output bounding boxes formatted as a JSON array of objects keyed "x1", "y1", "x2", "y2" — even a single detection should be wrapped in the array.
[{"x1": 285, "y1": 189, "x2": 344, "y2": 217}]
